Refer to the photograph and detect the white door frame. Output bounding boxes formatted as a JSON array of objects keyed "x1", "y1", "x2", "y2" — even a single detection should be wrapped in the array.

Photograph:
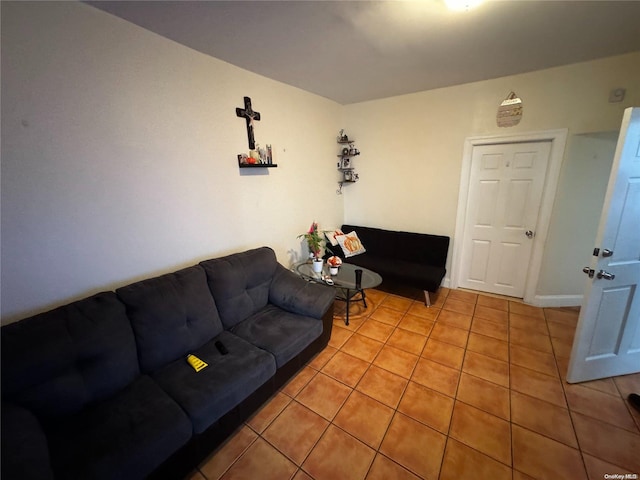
[{"x1": 451, "y1": 129, "x2": 568, "y2": 305}]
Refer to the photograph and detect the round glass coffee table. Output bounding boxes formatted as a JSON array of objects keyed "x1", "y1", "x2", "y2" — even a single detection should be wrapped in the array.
[{"x1": 295, "y1": 262, "x2": 382, "y2": 325}]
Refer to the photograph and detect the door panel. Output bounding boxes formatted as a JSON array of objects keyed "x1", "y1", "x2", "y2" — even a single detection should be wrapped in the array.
[
  {"x1": 459, "y1": 141, "x2": 551, "y2": 297},
  {"x1": 567, "y1": 107, "x2": 640, "y2": 382}
]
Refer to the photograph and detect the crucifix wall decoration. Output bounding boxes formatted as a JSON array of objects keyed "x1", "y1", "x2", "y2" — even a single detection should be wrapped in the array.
[{"x1": 236, "y1": 96, "x2": 261, "y2": 150}]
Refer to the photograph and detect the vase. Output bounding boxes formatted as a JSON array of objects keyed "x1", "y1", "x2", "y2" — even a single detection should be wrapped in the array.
[
  {"x1": 312, "y1": 259, "x2": 323, "y2": 273},
  {"x1": 329, "y1": 266, "x2": 339, "y2": 275}
]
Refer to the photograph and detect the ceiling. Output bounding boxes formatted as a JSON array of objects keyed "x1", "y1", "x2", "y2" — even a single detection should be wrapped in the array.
[{"x1": 87, "y1": 1, "x2": 640, "y2": 105}]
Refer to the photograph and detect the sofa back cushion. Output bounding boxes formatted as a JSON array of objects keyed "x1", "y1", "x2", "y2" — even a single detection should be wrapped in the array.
[
  {"x1": 1, "y1": 292, "x2": 139, "y2": 420},
  {"x1": 200, "y1": 247, "x2": 277, "y2": 329},
  {"x1": 342, "y1": 224, "x2": 450, "y2": 267},
  {"x1": 116, "y1": 265, "x2": 223, "y2": 373}
]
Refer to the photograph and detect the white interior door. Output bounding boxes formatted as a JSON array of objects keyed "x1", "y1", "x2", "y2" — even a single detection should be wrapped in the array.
[
  {"x1": 567, "y1": 107, "x2": 640, "y2": 383},
  {"x1": 458, "y1": 141, "x2": 551, "y2": 297}
]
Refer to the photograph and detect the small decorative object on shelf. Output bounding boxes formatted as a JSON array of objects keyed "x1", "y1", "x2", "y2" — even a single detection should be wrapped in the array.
[{"x1": 336, "y1": 130, "x2": 361, "y2": 194}]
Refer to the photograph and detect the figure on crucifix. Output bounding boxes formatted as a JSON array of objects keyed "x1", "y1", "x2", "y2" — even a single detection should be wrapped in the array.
[{"x1": 236, "y1": 96, "x2": 261, "y2": 150}]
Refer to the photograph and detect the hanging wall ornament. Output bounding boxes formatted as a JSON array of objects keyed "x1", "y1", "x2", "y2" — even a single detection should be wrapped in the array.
[{"x1": 497, "y1": 91, "x2": 523, "y2": 127}]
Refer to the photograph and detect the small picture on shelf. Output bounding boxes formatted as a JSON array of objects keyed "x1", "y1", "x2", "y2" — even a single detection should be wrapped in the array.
[
  {"x1": 339, "y1": 157, "x2": 351, "y2": 169},
  {"x1": 344, "y1": 170, "x2": 358, "y2": 182}
]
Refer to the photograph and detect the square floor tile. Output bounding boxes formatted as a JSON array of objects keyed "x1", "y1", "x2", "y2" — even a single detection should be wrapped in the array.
[
  {"x1": 282, "y1": 366, "x2": 317, "y2": 397},
  {"x1": 510, "y1": 364, "x2": 566, "y2": 407},
  {"x1": 307, "y1": 346, "x2": 337, "y2": 371},
  {"x1": 370, "y1": 306, "x2": 405, "y2": 326},
  {"x1": 456, "y1": 372, "x2": 510, "y2": 420},
  {"x1": 564, "y1": 383, "x2": 638, "y2": 432},
  {"x1": 199, "y1": 426, "x2": 258, "y2": 480},
  {"x1": 449, "y1": 401, "x2": 511, "y2": 465},
  {"x1": 544, "y1": 308, "x2": 579, "y2": 326},
  {"x1": 447, "y1": 289, "x2": 479, "y2": 304},
  {"x1": 379, "y1": 295, "x2": 413, "y2": 312},
  {"x1": 443, "y1": 297, "x2": 476, "y2": 316},
  {"x1": 421, "y1": 338, "x2": 465, "y2": 369},
  {"x1": 357, "y1": 319, "x2": 395, "y2": 342},
  {"x1": 365, "y1": 454, "x2": 421, "y2": 480},
  {"x1": 379, "y1": 412, "x2": 446, "y2": 480},
  {"x1": 302, "y1": 425, "x2": 375, "y2": 480},
  {"x1": 220, "y1": 438, "x2": 297, "y2": 480},
  {"x1": 430, "y1": 322, "x2": 469, "y2": 348},
  {"x1": 296, "y1": 372, "x2": 352, "y2": 420},
  {"x1": 547, "y1": 319, "x2": 576, "y2": 341},
  {"x1": 397, "y1": 381, "x2": 454, "y2": 433},
  {"x1": 474, "y1": 305, "x2": 509, "y2": 325},
  {"x1": 466, "y1": 332, "x2": 508, "y2": 362},
  {"x1": 246, "y1": 392, "x2": 291, "y2": 434},
  {"x1": 462, "y1": 350, "x2": 509, "y2": 388},
  {"x1": 510, "y1": 390, "x2": 577, "y2": 448},
  {"x1": 373, "y1": 345, "x2": 419, "y2": 379},
  {"x1": 328, "y1": 325, "x2": 353, "y2": 349},
  {"x1": 437, "y1": 309, "x2": 473, "y2": 330},
  {"x1": 341, "y1": 334, "x2": 384, "y2": 363},
  {"x1": 411, "y1": 357, "x2": 460, "y2": 397},
  {"x1": 406, "y1": 302, "x2": 440, "y2": 320},
  {"x1": 512, "y1": 425, "x2": 586, "y2": 480},
  {"x1": 470, "y1": 317, "x2": 508, "y2": 341},
  {"x1": 509, "y1": 302, "x2": 545, "y2": 319},
  {"x1": 509, "y1": 326, "x2": 553, "y2": 353},
  {"x1": 572, "y1": 411, "x2": 640, "y2": 472},
  {"x1": 582, "y1": 453, "x2": 638, "y2": 480},
  {"x1": 397, "y1": 314, "x2": 435, "y2": 336},
  {"x1": 333, "y1": 390, "x2": 394, "y2": 449},
  {"x1": 440, "y1": 438, "x2": 512, "y2": 480},
  {"x1": 550, "y1": 335, "x2": 573, "y2": 358},
  {"x1": 321, "y1": 351, "x2": 370, "y2": 387},
  {"x1": 262, "y1": 401, "x2": 329, "y2": 465},
  {"x1": 386, "y1": 328, "x2": 427, "y2": 356},
  {"x1": 510, "y1": 344, "x2": 558, "y2": 377},
  {"x1": 476, "y1": 295, "x2": 509, "y2": 312},
  {"x1": 356, "y1": 365, "x2": 408, "y2": 408},
  {"x1": 509, "y1": 312, "x2": 548, "y2": 335}
]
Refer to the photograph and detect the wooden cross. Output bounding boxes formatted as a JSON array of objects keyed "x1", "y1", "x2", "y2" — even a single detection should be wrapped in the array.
[{"x1": 236, "y1": 96, "x2": 261, "y2": 149}]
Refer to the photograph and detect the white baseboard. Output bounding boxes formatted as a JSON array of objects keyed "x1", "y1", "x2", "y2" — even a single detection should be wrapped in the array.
[{"x1": 531, "y1": 294, "x2": 583, "y2": 308}]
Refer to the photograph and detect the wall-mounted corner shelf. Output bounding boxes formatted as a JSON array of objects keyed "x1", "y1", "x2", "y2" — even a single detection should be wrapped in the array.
[
  {"x1": 336, "y1": 131, "x2": 360, "y2": 194},
  {"x1": 239, "y1": 164, "x2": 278, "y2": 168}
]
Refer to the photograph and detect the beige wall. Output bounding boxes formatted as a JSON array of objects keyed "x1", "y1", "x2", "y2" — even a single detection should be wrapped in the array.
[
  {"x1": 2, "y1": 1, "x2": 639, "y2": 322},
  {"x1": 342, "y1": 52, "x2": 640, "y2": 300},
  {"x1": 1, "y1": 2, "x2": 343, "y2": 322}
]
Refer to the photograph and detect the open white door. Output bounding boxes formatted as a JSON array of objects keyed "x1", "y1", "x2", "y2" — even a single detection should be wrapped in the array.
[{"x1": 567, "y1": 107, "x2": 640, "y2": 383}]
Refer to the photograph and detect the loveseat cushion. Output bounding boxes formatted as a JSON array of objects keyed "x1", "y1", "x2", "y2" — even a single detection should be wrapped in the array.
[
  {"x1": 231, "y1": 304, "x2": 323, "y2": 367},
  {"x1": 1, "y1": 292, "x2": 139, "y2": 420},
  {"x1": 117, "y1": 265, "x2": 223, "y2": 373},
  {"x1": 200, "y1": 247, "x2": 278, "y2": 329},
  {"x1": 151, "y1": 331, "x2": 276, "y2": 434},
  {"x1": 46, "y1": 375, "x2": 192, "y2": 480},
  {"x1": 348, "y1": 255, "x2": 446, "y2": 293},
  {"x1": 1, "y1": 402, "x2": 54, "y2": 480}
]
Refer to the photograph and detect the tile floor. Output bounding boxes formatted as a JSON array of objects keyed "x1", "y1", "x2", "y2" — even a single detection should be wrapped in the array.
[{"x1": 189, "y1": 287, "x2": 640, "y2": 480}]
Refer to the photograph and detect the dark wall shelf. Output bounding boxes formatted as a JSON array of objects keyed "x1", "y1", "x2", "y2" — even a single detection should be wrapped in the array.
[{"x1": 239, "y1": 164, "x2": 278, "y2": 169}]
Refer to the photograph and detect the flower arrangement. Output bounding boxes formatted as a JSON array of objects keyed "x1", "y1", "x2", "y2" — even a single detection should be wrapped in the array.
[
  {"x1": 327, "y1": 256, "x2": 343, "y2": 267},
  {"x1": 298, "y1": 222, "x2": 324, "y2": 260}
]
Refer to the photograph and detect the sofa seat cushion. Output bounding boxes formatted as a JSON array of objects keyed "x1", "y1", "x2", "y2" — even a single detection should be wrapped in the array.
[
  {"x1": 345, "y1": 255, "x2": 446, "y2": 293},
  {"x1": 151, "y1": 331, "x2": 276, "y2": 434},
  {"x1": 231, "y1": 304, "x2": 323, "y2": 367},
  {"x1": 46, "y1": 375, "x2": 192, "y2": 480},
  {"x1": 116, "y1": 265, "x2": 223, "y2": 373}
]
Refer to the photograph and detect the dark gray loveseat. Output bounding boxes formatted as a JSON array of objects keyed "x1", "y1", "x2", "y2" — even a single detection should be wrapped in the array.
[
  {"x1": 326, "y1": 224, "x2": 450, "y2": 305},
  {"x1": 1, "y1": 247, "x2": 334, "y2": 480}
]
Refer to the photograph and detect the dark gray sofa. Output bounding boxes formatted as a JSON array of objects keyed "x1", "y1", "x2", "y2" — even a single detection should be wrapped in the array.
[
  {"x1": 1, "y1": 247, "x2": 335, "y2": 480},
  {"x1": 326, "y1": 224, "x2": 450, "y2": 305}
]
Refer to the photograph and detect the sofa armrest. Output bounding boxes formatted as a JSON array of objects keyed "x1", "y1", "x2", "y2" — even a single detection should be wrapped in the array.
[
  {"x1": 1, "y1": 402, "x2": 54, "y2": 480},
  {"x1": 269, "y1": 265, "x2": 335, "y2": 319}
]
